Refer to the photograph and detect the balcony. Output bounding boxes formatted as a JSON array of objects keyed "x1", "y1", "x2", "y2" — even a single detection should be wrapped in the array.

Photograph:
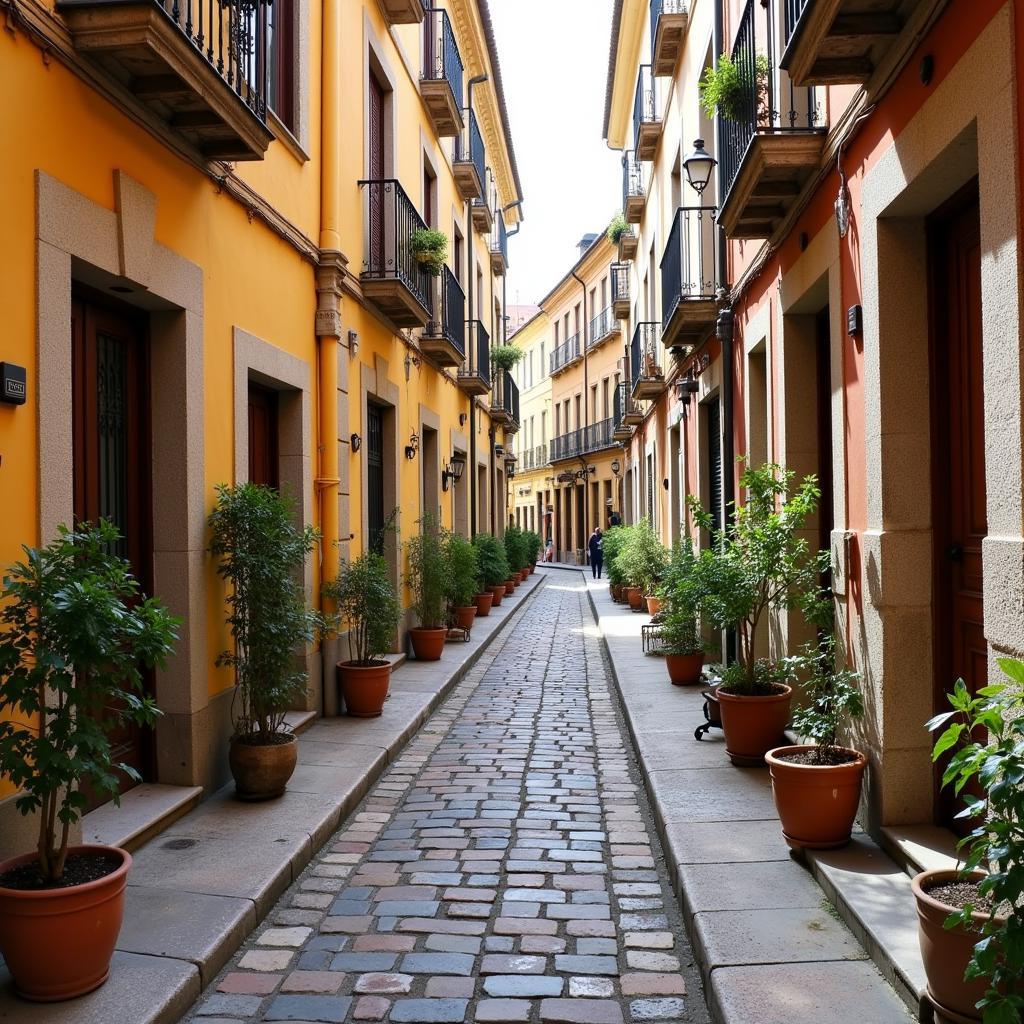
[
  {"x1": 622, "y1": 151, "x2": 646, "y2": 224},
  {"x1": 613, "y1": 382, "x2": 640, "y2": 439},
  {"x1": 618, "y1": 229, "x2": 638, "y2": 261},
  {"x1": 59, "y1": 0, "x2": 275, "y2": 160},
  {"x1": 491, "y1": 368, "x2": 520, "y2": 432},
  {"x1": 661, "y1": 207, "x2": 718, "y2": 349},
  {"x1": 359, "y1": 179, "x2": 433, "y2": 328},
  {"x1": 457, "y1": 319, "x2": 491, "y2": 397},
  {"x1": 490, "y1": 215, "x2": 508, "y2": 276},
  {"x1": 473, "y1": 179, "x2": 495, "y2": 234},
  {"x1": 420, "y1": 7, "x2": 463, "y2": 138},
  {"x1": 781, "y1": 0, "x2": 925, "y2": 87},
  {"x1": 454, "y1": 109, "x2": 485, "y2": 201},
  {"x1": 534, "y1": 443, "x2": 548, "y2": 468},
  {"x1": 421, "y1": 266, "x2": 465, "y2": 368},
  {"x1": 632, "y1": 65, "x2": 661, "y2": 161},
  {"x1": 630, "y1": 322, "x2": 665, "y2": 401},
  {"x1": 611, "y1": 262, "x2": 631, "y2": 321},
  {"x1": 587, "y1": 305, "x2": 620, "y2": 352},
  {"x1": 550, "y1": 429, "x2": 582, "y2": 463},
  {"x1": 550, "y1": 332, "x2": 583, "y2": 377},
  {"x1": 651, "y1": 0, "x2": 688, "y2": 77},
  {"x1": 718, "y1": 0, "x2": 826, "y2": 238},
  {"x1": 583, "y1": 417, "x2": 617, "y2": 454},
  {"x1": 381, "y1": 0, "x2": 424, "y2": 25}
]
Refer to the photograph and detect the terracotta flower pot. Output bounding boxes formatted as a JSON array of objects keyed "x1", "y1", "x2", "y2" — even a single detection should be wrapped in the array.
[
  {"x1": 454, "y1": 606, "x2": 476, "y2": 630},
  {"x1": 913, "y1": 868, "x2": 1004, "y2": 1023},
  {"x1": 765, "y1": 744, "x2": 867, "y2": 849},
  {"x1": 504, "y1": 579, "x2": 515, "y2": 595},
  {"x1": 716, "y1": 684, "x2": 793, "y2": 766},
  {"x1": 530, "y1": 564, "x2": 537, "y2": 574},
  {"x1": 645, "y1": 595, "x2": 662, "y2": 615},
  {"x1": 474, "y1": 592, "x2": 494, "y2": 617},
  {"x1": 0, "y1": 844, "x2": 131, "y2": 1001},
  {"x1": 490, "y1": 585, "x2": 505, "y2": 607},
  {"x1": 338, "y1": 659, "x2": 391, "y2": 717},
  {"x1": 626, "y1": 586, "x2": 644, "y2": 610},
  {"x1": 666, "y1": 652, "x2": 704, "y2": 686},
  {"x1": 229, "y1": 733, "x2": 298, "y2": 800},
  {"x1": 520, "y1": 568, "x2": 530, "y2": 582},
  {"x1": 409, "y1": 626, "x2": 446, "y2": 661},
  {"x1": 612, "y1": 584, "x2": 623, "y2": 602}
]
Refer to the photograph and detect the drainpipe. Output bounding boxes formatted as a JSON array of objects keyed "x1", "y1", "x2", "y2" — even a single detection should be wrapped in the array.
[{"x1": 571, "y1": 269, "x2": 588, "y2": 552}]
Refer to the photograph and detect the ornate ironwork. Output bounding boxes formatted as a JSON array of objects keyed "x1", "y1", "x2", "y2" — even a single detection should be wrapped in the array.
[
  {"x1": 422, "y1": 6, "x2": 464, "y2": 106},
  {"x1": 660, "y1": 206, "x2": 718, "y2": 327},
  {"x1": 630, "y1": 322, "x2": 663, "y2": 396}
]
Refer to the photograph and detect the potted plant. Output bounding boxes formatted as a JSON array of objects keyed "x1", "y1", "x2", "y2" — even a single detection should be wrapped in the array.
[
  {"x1": 688, "y1": 463, "x2": 826, "y2": 766},
  {"x1": 209, "y1": 483, "x2": 322, "y2": 800},
  {"x1": 765, "y1": 628, "x2": 866, "y2": 849},
  {"x1": 473, "y1": 533, "x2": 509, "y2": 608},
  {"x1": 445, "y1": 530, "x2": 479, "y2": 631},
  {"x1": 409, "y1": 228, "x2": 448, "y2": 276},
  {"x1": 405, "y1": 512, "x2": 449, "y2": 661},
  {"x1": 324, "y1": 549, "x2": 401, "y2": 717},
  {"x1": 505, "y1": 525, "x2": 529, "y2": 583},
  {"x1": 616, "y1": 520, "x2": 666, "y2": 612},
  {"x1": 603, "y1": 525, "x2": 631, "y2": 601},
  {"x1": 607, "y1": 212, "x2": 629, "y2": 244},
  {"x1": 522, "y1": 530, "x2": 542, "y2": 572},
  {"x1": 658, "y1": 540, "x2": 706, "y2": 685},
  {"x1": 699, "y1": 51, "x2": 771, "y2": 122},
  {"x1": 913, "y1": 662, "x2": 1024, "y2": 1023},
  {"x1": 0, "y1": 521, "x2": 178, "y2": 1001},
  {"x1": 491, "y1": 344, "x2": 524, "y2": 374}
]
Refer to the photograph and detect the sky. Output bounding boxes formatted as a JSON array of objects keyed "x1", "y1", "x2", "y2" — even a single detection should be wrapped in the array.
[{"x1": 489, "y1": 0, "x2": 621, "y2": 307}]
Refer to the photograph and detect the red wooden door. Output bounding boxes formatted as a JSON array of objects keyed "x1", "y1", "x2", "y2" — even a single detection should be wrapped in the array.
[
  {"x1": 368, "y1": 73, "x2": 386, "y2": 272},
  {"x1": 929, "y1": 185, "x2": 986, "y2": 833},
  {"x1": 248, "y1": 383, "x2": 279, "y2": 489},
  {"x1": 71, "y1": 293, "x2": 154, "y2": 807}
]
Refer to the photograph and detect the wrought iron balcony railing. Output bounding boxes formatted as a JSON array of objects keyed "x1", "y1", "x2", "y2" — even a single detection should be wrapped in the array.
[
  {"x1": 611, "y1": 262, "x2": 630, "y2": 314},
  {"x1": 490, "y1": 214, "x2": 509, "y2": 273},
  {"x1": 422, "y1": 7, "x2": 463, "y2": 109},
  {"x1": 661, "y1": 207, "x2": 718, "y2": 326},
  {"x1": 614, "y1": 380, "x2": 640, "y2": 428},
  {"x1": 550, "y1": 332, "x2": 582, "y2": 375},
  {"x1": 534, "y1": 443, "x2": 548, "y2": 467},
  {"x1": 781, "y1": 0, "x2": 809, "y2": 49},
  {"x1": 459, "y1": 319, "x2": 491, "y2": 389},
  {"x1": 455, "y1": 108, "x2": 486, "y2": 195},
  {"x1": 630, "y1": 322, "x2": 664, "y2": 399},
  {"x1": 622, "y1": 150, "x2": 645, "y2": 209},
  {"x1": 632, "y1": 64, "x2": 659, "y2": 158},
  {"x1": 426, "y1": 265, "x2": 466, "y2": 355},
  {"x1": 587, "y1": 306, "x2": 616, "y2": 350},
  {"x1": 584, "y1": 417, "x2": 617, "y2": 454},
  {"x1": 492, "y1": 367, "x2": 520, "y2": 428},
  {"x1": 550, "y1": 429, "x2": 583, "y2": 463}
]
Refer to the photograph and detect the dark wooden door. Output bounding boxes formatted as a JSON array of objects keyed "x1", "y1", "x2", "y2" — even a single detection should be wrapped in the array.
[
  {"x1": 368, "y1": 73, "x2": 386, "y2": 272},
  {"x1": 71, "y1": 294, "x2": 153, "y2": 807},
  {"x1": 706, "y1": 398, "x2": 722, "y2": 538},
  {"x1": 929, "y1": 185, "x2": 986, "y2": 833},
  {"x1": 815, "y1": 306, "x2": 834, "y2": 591},
  {"x1": 367, "y1": 403, "x2": 385, "y2": 555},
  {"x1": 248, "y1": 383, "x2": 279, "y2": 489}
]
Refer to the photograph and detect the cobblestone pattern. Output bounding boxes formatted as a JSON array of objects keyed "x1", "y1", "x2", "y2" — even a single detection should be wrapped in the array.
[{"x1": 186, "y1": 577, "x2": 708, "y2": 1024}]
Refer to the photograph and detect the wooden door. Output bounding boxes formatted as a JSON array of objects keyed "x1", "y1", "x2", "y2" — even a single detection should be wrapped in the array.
[
  {"x1": 71, "y1": 294, "x2": 154, "y2": 806},
  {"x1": 706, "y1": 398, "x2": 722, "y2": 537},
  {"x1": 367, "y1": 74, "x2": 386, "y2": 273},
  {"x1": 367, "y1": 403, "x2": 385, "y2": 555},
  {"x1": 248, "y1": 383, "x2": 279, "y2": 489},
  {"x1": 929, "y1": 184, "x2": 986, "y2": 833},
  {"x1": 815, "y1": 306, "x2": 834, "y2": 591}
]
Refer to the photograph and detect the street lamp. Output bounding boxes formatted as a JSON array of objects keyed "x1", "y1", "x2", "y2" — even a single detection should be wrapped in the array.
[
  {"x1": 683, "y1": 139, "x2": 717, "y2": 196},
  {"x1": 611, "y1": 458, "x2": 621, "y2": 477},
  {"x1": 441, "y1": 451, "x2": 466, "y2": 492}
]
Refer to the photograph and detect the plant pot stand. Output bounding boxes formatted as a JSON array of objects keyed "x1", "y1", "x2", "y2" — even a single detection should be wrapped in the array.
[
  {"x1": 694, "y1": 688, "x2": 723, "y2": 741},
  {"x1": 446, "y1": 625, "x2": 471, "y2": 643}
]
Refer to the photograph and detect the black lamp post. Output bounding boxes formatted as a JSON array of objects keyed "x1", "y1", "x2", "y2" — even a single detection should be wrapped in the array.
[{"x1": 683, "y1": 139, "x2": 717, "y2": 196}]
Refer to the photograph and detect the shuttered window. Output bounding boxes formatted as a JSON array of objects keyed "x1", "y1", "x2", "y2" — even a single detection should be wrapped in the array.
[
  {"x1": 707, "y1": 399, "x2": 722, "y2": 539},
  {"x1": 367, "y1": 403, "x2": 385, "y2": 555}
]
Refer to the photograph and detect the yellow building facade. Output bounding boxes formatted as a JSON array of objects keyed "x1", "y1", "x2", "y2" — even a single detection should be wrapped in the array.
[{"x1": 0, "y1": 0, "x2": 521, "y2": 855}]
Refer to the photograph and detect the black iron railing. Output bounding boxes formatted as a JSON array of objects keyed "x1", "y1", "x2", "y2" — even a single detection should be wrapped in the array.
[
  {"x1": 622, "y1": 150, "x2": 644, "y2": 207},
  {"x1": 550, "y1": 332, "x2": 582, "y2": 375},
  {"x1": 456, "y1": 109, "x2": 486, "y2": 188},
  {"x1": 630, "y1": 322, "x2": 663, "y2": 392},
  {"x1": 611, "y1": 262, "x2": 630, "y2": 308},
  {"x1": 551, "y1": 429, "x2": 582, "y2": 462},
  {"x1": 535, "y1": 442, "x2": 548, "y2": 466},
  {"x1": 422, "y1": 7, "x2": 463, "y2": 107},
  {"x1": 461, "y1": 320, "x2": 491, "y2": 386},
  {"x1": 782, "y1": 0, "x2": 809, "y2": 50},
  {"x1": 718, "y1": 0, "x2": 821, "y2": 203},
  {"x1": 358, "y1": 179, "x2": 433, "y2": 315},
  {"x1": 491, "y1": 214, "x2": 508, "y2": 267},
  {"x1": 492, "y1": 367, "x2": 520, "y2": 426},
  {"x1": 474, "y1": 174, "x2": 496, "y2": 223},
  {"x1": 614, "y1": 381, "x2": 639, "y2": 426},
  {"x1": 588, "y1": 306, "x2": 615, "y2": 349},
  {"x1": 661, "y1": 207, "x2": 718, "y2": 327},
  {"x1": 632, "y1": 64, "x2": 657, "y2": 152},
  {"x1": 428, "y1": 265, "x2": 465, "y2": 354},
  {"x1": 584, "y1": 417, "x2": 616, "y2": 453},
  {"x1": 650, "y1": 0, "x2": 686, "y2": 49}
]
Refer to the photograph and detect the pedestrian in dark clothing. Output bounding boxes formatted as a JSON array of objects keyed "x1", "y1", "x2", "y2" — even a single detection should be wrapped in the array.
[
  {"x1": 588, "y1": 527, "x2": 603, "y2": 579},
  {"x1": 609, "y1": 511, "x2": 622, "y2": 527}
]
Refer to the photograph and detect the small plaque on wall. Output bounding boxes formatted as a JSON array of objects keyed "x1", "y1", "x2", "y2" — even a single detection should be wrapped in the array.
[{"x1": 0, "y1": 363, "x2": 26, "y2": 405}]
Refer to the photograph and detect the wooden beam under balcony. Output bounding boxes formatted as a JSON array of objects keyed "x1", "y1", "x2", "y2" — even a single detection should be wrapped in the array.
[
  {"x1": 624, "y1": 192, "x2": 646, "y2": 224},
  {"x1": 381, "y1": 0, "x2": 425, "y2": 25},
  {"x1": 719, "y1": 133, "x2": 826, "y2": 239},
  {"x1": 453, "y1": 161, "x2": 484, "y2": 202},
  {"x1": 473, "y1": 201, "x2": 494, "y2": 234},
  {"x1": 635, "y1": 119, "x2": 662, "y2": 163},
  {"x1": 652, "y1": 6, "x2": 688, "y2": 78},
  {"x1": 420, "y1": 79, "x2": 463, "y2": 138}
]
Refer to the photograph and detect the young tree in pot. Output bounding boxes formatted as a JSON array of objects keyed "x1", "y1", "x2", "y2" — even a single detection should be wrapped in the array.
[
  {"x1": 504, "y1": 524, "x2": 528, "y2": 585},
  {"x1": 209, "y1": 483, "x2": 322, "y2": 801},
  {"x1": 324, "y1": 550, "x2": 401, "y2": 717},
  {"x1": 522, "y1": 529, "x2": 542, "y2": 571},
  {"x1": 473, "y1": 533, "x2": 509, "y2": 608},
  {"x1": 687, "y1": 462, "x2": 826, "y2": 765},
  {"x1": 445, "y1": 530, "x2": 479, "y2": 631},
  {"x1": 659, "y1": 540, "x2": 706, "y2": 685},
  {"x1": 617, "y1": 520, "x2": 667, "y2": 611},
  {"x1": 603, "y1": 524, "x2": 631, "y2": 601},
  {"x1": 0, "y1": 521, "x2": 178, "y2": 1001},
  {"x1": 913, "y1": 661, "x2": 1024, "y2": 1024},
  {"x1": 405, "y1": 512, "x2": 449, "y2": 661}
]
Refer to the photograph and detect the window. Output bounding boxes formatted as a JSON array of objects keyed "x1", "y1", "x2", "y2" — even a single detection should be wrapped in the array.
[
  {"x1": 541, "y1": 341, "x2": 547, "y2": 369},
  {"x1": 453, "y1": 226, "x2": 463, "y2": 284},
  {"x1": 601, "y1": 277, "x2": 608, "y2": 308},
  {"x1": 267, "y1": 0, "x2": 295, "y2": 130},
  {"x1": 541, "y1": 411, "x2": 547, "y2": 443},
  {"x1": 602, "y1": 378, "x2": 610, "y2": 418},
  {"x1": 423, "y1": 163, "x2": 436, "y2": 226},
  {"x1": 590, "y1": 384, "x2": 598, "y2": 421},
  {"x1": 554, "y1": 323, "x2": 560, "y2": 347}
]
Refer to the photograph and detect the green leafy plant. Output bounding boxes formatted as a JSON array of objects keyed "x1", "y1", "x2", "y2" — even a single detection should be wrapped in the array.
[
  {"x1": 473, "y1": 533, "x2": 509, "y2": 589},
  {"x1": 660, "y1": 609, "x2": 705, "y2": 656},
  {"x1": 491, "y1": 345, "x2": 524, "y2": 372},
  {"x1": 405, "y1": 512, "x2": 448, "y2": 629},
  {"x1": 444, "y1": 530, "x2": 479, "y2": 610},
  {"x1": 607, "y1": 213, "x2": 629, "y2": 244},
  {"x1": 409, "y1": 228, "x2": 448, "y2": 276},
  {"x1": 324, "y1": 551, "x2": 400, "y2": 665},
  {"x1": 614, "y1": 519, "x2": 667, "y2": 594},
  {"x1": 927, "y1": 660, "x2": 1024, "y2": 1021},
  {"x1": 603, "y1": 525, "x2": 633, "y2": 588},
  {"x1": 656, "y1": 539, "x2": 704, "y2": 655},
  {"x1": 522, "y1": 530, "x2": 543, "y2": 565},
  {"x1": 687, "y1": 462, "x2": 827, "y2": 696},
  {"x1": 504, "y1": 524, "x2": 528, "y2": 573},
  {"x1": 699, "y1": 52, "x2": 771, "y2": 121},
  {"x1": 0, "y1": 521, "x2": 178, "y2": 884},
  {"x1": 209, "y1": 483, "x2": 323, "y2": 743}
]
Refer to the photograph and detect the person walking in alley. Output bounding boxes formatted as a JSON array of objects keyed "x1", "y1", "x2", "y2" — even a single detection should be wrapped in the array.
[{"x1": 588, "y1": 527, "x2": 604, "y2": 579}]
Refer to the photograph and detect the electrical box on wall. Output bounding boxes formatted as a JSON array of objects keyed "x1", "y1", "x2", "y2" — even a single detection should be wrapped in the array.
[
  {"x1": 0, "y1": 363, "x2": 26, "y2": 405},
  {"x1": 847, "y1": 304, "x2": 863, "y2": 336}
]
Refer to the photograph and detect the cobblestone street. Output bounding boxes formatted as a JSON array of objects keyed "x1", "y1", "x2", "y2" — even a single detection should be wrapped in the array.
[{"x1": 185, "y1": 577, "x2": 708, "y2": 1024}]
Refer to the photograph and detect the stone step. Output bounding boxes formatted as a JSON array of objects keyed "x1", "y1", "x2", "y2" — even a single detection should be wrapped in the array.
[
  {"x1": 82, "y1": 783, "x2": 203, "y2": 853},
  {"x1": 880, "y1": 824, "x2": 961, "y2": 878}
]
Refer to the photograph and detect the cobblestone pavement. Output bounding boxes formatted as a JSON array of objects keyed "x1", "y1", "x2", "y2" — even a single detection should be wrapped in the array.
[{"x1": 185, "y1": 577, "x2": 709, "y2": 1024}]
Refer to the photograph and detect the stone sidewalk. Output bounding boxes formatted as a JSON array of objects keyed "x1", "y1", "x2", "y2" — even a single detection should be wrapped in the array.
[
  {"x1": 581, "y1": 572, "x2": 917, "y2": 1024},
  {"x1": 180, "y1": 573, "x2": 710, "y2": 1024}
]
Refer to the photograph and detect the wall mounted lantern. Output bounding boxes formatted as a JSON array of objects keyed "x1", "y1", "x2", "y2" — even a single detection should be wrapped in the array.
[
  {"x1": 611, "y1": 458, "x2": 621, "y2": 477},
  {"x1": 405, "y1": 431, "x2": 420, "y2": 461},
  {"x1": 683, "y1": 139, "x2": 717, "y2": 196},
  {"x1": 504, "y1": 452, "x2": 517, "y2": 480},
  {"x1": 350, "y1": 433, "x2": 362, "y2": 453},
  {"x1": 441, "y1": 451, "x2": 466, "y2": 492}
]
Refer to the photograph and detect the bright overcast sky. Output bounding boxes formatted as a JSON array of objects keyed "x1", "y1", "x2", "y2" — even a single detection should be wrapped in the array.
[{"x1": 489, "y1": 0, "x2": 621, "y2": 306}]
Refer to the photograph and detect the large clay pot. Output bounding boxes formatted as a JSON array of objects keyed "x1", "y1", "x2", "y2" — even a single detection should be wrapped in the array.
[
  {"x1": 229, "y1": 733, "x2": 298, "y2": 800},
  {"x1": 666, "y1": 652, "x2": 704, "y2": 686},
  {"x1": 474, "y1": 592, "x2": 494, "y2": 617},
  {"x1": 0, "y1": 844, "x2": 131, "y2": 1001},
  {"x1": 490, "y1": 585, "x2": 505, "y2": 607},
  {"x1": 716, "y1": 684, "x2": 793, "y2": 766},
  {"x1": 765, "y1": 744, "x2": 867, "y2": 849},
  {"x1": 645, "y1": 595, "x2": 662, "y2": 615},
  {"x1": 520, "y1": 568, "x2": 530, "y2": 582},
  {"x1": 338, "y1": 659, "x2": 391, "y2": 717},
  {"x1": 626, "y1": 586, "x2": 644, "y2": 610},
  {"x1": 913, "y1": 868, "x2": 1004, "y2": 1023},
  {"x1": 504, "y1": 579, "x2": 516, "y2": 596},
  {"x1": 454, "y1": 606, "x2": 476, "y2": 630},
  {"x1": 409, "y1": 626, "x2": 446, "y2": 661},
  {"x1": 612, "y1": 584, "x2": 624, "y2": 602}
]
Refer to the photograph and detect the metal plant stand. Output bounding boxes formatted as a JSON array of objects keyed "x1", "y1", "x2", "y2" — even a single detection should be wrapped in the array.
[{"x1": 694, "y1": 686, "x2": 722, "y2": 741}]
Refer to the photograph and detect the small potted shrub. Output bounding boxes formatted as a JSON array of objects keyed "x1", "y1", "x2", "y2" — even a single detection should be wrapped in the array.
[
  {"x1": 325, "y1": 550, "x2": 401, "y2": 717},
  {"x1": 522, "y1": 530, "x2": 542, "y2": 572},
  {"x1": 445, "y1": 530, "x2": 479, "y2": 631},
  {"x1": 765, "y1": 628, "x2": 866, "y2": 849},
  {"x1": 209, "y1": 483, "x2": 322, "y2": 800},
  {"x1": 405, "y1": 512, "x2": 449, "y2": 661},
  {"x1": 616, "y1": 520, "x2": 666, "y2": 612},
  {"x1": 699, "y1": 51, "x2": 771, "y2": 122},
  {"x1": 913, "y1": 662, "x2": 1024, "y2": 1023},
  {"x1": 491, "y1": 344, "x2": 524, "y2": 374},
  {"x1": 603, "y1": 525, "x2": 631, "y2": 601},
  {"x1": 473, "y1": 533, "x2": 509, "y2": 607},
  {"x1": 409, "y1": 228, "x2": 448, "y2": 276},
  {"x1": 504, "y1": 524, "x2": 528, "y2": 583},
  {"x1": 688, "y1": 463, "x2": 826, "y2": 765},
  {"x1": 659, "y1": 540, "x2": 705, "y2": 685},
  {"x1": 0, "y1": 521, "x2": 178, "y2": 1001},
  {"x1": 607, "y1": 212, "x2": 629, "y2": 244}
]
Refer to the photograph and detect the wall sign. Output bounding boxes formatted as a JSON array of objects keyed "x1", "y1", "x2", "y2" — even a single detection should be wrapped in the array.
[{"x1": 0, "y1": 363, "x2": 26, "y2": 405}]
